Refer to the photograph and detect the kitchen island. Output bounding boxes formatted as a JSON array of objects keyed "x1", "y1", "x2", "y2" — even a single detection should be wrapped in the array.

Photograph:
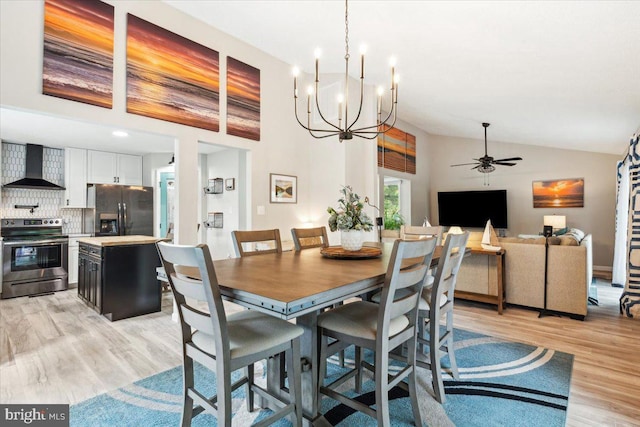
[{"x1": 77, "y1": 235, "x2": 164, "y2": 321}]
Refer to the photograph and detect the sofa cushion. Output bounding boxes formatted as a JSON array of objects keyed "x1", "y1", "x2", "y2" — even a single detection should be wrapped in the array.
[
  {"x1": 562, "y1": 228, "x2": 585, "y2": 245},
  {"x1": 499, "y1": 236, "x2": 547, "y2": 245},
  {"x1": 558, "y1": 235, "x2": 580, "y2": 246}
]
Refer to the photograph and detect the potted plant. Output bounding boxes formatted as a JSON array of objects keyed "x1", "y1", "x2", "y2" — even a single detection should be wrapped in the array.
[{"x1": 327, "y1": 186, "x2": 374, "y2": 251}]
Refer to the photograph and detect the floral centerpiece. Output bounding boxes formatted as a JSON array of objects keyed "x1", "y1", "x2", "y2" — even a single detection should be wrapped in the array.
[{"x1": 327, "y1": 186, "x2": 374, "y2": 251}]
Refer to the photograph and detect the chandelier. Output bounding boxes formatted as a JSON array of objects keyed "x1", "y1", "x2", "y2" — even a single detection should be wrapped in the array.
[{"x1": 292, "y1": 0, "x2": 398, "y2": 142}]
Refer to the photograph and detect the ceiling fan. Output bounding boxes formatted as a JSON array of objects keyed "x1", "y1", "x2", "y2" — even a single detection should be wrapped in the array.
[{"x1": 451, "y1": 123, "x2": 523, "y2": 173}]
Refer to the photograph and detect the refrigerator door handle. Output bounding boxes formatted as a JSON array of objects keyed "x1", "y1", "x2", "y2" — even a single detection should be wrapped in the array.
[
  {"x1": 123, "y1": 202, "x2": 128, "y2": 236},
  {"x1": 117, "y1": 202, "x2": 122, "y2": 236}
]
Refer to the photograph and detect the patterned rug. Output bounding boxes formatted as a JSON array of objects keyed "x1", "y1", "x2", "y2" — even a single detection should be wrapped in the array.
[{"x1": 70, "y1": 328, "x2": 573, "y2": 426}]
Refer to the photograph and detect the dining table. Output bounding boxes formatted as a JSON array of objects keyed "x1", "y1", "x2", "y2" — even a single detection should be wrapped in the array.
[{"x1": 209, "y1": 242, "x2": 444, "y2": 424}]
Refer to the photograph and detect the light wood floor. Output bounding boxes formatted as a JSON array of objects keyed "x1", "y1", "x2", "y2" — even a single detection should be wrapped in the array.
[{"x1": 1, "y1": 282, "x2": 639, "y2": 426}]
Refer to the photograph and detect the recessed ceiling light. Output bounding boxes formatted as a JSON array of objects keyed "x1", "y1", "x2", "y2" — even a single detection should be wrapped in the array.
[{"x1": 112, "y1": 130, "x2": 128, "y2": 137}]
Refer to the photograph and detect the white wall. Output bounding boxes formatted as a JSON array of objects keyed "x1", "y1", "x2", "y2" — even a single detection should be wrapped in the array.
[
  {"x1": 428, "y1": 134, "x2": 619, "y2": 266},
  {"x1": 0, "y1": 0, "x2": 380, "y2": 246},
  {"x1": 376, "y1": 117, "x2": 432, "y2": 227},
  {"x1": 204, "y1": 148, "x2": 243, "y2": 260}
]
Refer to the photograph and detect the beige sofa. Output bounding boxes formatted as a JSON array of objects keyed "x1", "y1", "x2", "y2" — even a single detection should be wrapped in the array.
[{"x1": 456, "y1": 230, "x2": 592, "y2": 319}]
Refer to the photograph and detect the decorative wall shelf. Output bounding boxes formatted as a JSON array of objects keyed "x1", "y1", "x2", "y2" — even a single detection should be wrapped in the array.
[
  {"x1": 204, "y1": 178, "x2": 223, "y2": 194},
  {"x1": 204, "y1": 212, "x2": 223, "y2": 229}
]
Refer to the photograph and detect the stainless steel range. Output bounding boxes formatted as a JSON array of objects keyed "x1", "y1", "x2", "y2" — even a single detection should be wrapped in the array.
[{"x1": 1, "y1": 218, "x2": 68, "y2": 298}]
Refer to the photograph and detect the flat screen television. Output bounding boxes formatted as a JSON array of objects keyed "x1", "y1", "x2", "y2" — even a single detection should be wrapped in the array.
[{"x1": 437, "y1": 190, "x2": 508, "y2": 228}]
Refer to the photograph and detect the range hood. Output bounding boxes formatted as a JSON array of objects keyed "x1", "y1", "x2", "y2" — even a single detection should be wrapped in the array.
[{"x1": 3, "y1": 144, "x2": 65, "y2": 190}]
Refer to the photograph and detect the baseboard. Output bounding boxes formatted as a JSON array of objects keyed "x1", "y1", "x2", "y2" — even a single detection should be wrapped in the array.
[{"x1": 593, "y1": 265, "x2": 612, "y2": 272}]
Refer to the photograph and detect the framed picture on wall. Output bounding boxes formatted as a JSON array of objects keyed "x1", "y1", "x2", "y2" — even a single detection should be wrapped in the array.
[
  {"x1": 270, "y1": 173, "x2": 297, "y2": 203},
  {"x1": 532, "y1": 178, "x2": 584, "y2": 208}
]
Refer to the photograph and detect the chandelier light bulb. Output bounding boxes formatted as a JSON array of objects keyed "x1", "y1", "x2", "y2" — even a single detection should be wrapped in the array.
[
  {"x1": 307, "y1": 86, "x2": 314, "y2": 95},
  {"x1": 359, "y1": 45, "x2": 367, "y2": 55},
  {"x1": 377, "y1": 86, "x2": 384, "y2": 96},
  {"x1": 292, "y1": 67, "x2": 299, "y2": 77},
  {"x1": 314, "y1": 48, "x2": 322, "y2": 59},
  {"x1": 389, "y1": 56, "x2": 397, "y2": 67}
]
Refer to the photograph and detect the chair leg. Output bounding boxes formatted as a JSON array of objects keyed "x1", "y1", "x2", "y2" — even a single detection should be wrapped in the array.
[
  {"x1": 245, "y1": 364, "x2": 255, "y2": 412},
  {"x1": 288, "y1": 338, "x2": 303, "y2": 427},
  {"x1": 430, "y1": 321, "x2": 445, "y2": 403},
  {"x1": 375, "y1": 350, "x2": 391, "y2": 427},
  {"x1": 355, "y1": 346, "x2": 363, "y2": 393},
  {"x1": 181, "y1": 358, "x2": 195, "y2": 427},
  {"x1": 217, "y1": 364, "x2": 232, "y2": 426},
  {"x1": 446, "y1": 312, "x2": 459, "y2": 380},
  {"x1": 406, "y1": 336, "x2": 423, "y2": 427}
]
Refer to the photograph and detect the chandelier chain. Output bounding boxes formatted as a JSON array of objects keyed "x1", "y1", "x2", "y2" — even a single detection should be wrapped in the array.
[{"x1": 344, "y1": 0, "x2": 349, "y2": 60}]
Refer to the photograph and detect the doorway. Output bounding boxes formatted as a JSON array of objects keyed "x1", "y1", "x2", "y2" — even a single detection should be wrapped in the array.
[
  {"x1": 159, "y1": 171, "x2": 175, "y2": 239},
  {"x1": 383, "y1": 176, "x2": 411, "y2": 229}
]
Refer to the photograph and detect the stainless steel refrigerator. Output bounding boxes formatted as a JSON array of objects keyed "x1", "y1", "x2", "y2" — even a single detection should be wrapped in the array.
[{"x1": 85, "y1": 184, "x2": 154, "y2": 236}]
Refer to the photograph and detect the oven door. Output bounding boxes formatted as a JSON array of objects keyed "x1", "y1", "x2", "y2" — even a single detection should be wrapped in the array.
[{"x1": 2, "y1": 239, "x2": 69, "y2": 284}]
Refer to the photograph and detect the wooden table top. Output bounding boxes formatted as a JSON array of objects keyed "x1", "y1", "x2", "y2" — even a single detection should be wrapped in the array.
[{"x1": 207, "y1": 243, "x2": 444, "y2": 319}]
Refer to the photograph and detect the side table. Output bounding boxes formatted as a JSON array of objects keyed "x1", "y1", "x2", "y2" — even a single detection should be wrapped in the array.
[{"x1": 454, "y1": 246, "x2": 506, "y2": 314}]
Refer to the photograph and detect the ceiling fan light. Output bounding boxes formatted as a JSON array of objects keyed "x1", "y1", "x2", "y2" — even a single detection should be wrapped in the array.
[{"x1": 478, "y1": 164, "x2": 495, "y2": 173}]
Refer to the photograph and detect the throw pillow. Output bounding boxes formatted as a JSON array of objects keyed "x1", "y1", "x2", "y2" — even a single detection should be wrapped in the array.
[{"x1": 554, "y1": 227, "x2": 569, "y2": 236}]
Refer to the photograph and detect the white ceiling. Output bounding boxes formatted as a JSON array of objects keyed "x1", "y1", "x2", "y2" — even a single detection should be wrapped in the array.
[
  {"x1": 1, "y1": 1, "x2": 638, "y2": 156},
  {"x1": 166, "y1": 0, "x2": 640, "y2": 155}
]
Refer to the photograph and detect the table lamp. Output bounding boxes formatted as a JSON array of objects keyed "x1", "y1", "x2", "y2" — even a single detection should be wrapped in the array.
[{"x1": 543, "y1": 215, "x2": 566, "y2": 236}]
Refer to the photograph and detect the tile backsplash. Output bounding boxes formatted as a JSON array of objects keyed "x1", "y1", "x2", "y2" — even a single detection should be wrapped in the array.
[{"x1": 1, "y1": 142, "x2": 83, "y2": 234}]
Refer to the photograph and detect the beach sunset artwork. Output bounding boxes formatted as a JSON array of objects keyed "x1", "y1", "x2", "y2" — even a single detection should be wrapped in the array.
[
  {"x1": 532, "y1": 178, "x2": 584, "y2": 208},
  {"x1": 126, "y1": 14, "x2": 219, "y2": 131},
  {"x1": 43, "y1": 0, "x2": 114, "y2": 108},
  {"x1": 227, "y1": 57, "x2": 260, "y2": 141},
  {"x1": 377, "y1": 126, "x2": 416, "y2": 174}
]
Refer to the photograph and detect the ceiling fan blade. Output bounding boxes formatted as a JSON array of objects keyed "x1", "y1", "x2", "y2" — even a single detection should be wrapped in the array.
[
  {"x1": 493, "y1": 157, "x2": 523, "y2": 162},
  {"x1": 494, "y1": 162, "x2": 517, "y2": 166},
  {"x1": 450, "y1": 162, "x2": 480, "y2": 167},
  {"x1": 471, "y1": 165, "x2": 481, "y2": 170}
]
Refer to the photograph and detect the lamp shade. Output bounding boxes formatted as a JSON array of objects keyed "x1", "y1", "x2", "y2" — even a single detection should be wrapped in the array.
[{"x1": 543, "y1": 215, "x2": 566, "y2": 229}]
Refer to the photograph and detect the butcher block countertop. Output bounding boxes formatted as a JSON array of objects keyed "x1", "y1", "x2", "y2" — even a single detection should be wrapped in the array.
[{"x1": 77, "y1": 235, "x2": 167, "y2": 247}]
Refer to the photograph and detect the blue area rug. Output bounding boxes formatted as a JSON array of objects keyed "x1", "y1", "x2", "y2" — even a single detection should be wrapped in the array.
[{"x1": 70, "y1": 328, "x2": 573, "y2": 426}]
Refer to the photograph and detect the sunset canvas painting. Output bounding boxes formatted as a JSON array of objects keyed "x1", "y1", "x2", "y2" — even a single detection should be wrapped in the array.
[
  {"x1": 227, "y1": 57, "x2": 260, "y2": 141},
  {"x1": 43, "y1": 0, "x2": 114, "y2": 108},
  {"x1": 377, "y1": 126, "x2": 416, "y2": 174},
  {"x1": 532, "y1": 178, "x2": 584, "y2": 208},
  {"x1": 126, "y1": 14, "x2": 219, "y2": 131}
]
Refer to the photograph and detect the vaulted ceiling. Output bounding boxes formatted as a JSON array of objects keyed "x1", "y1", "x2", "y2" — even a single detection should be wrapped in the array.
[{"x1": 166, "y1": 0, "x2": 640, "y2": 155}]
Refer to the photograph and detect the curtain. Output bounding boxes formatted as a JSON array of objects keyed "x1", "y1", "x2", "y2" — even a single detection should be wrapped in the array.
[
  {"x1": 620, "y1": 134, "x2": 640, "y2": 318},
  {"x1": 612, "y1": 160, "x2": 629, "y2": 287}
]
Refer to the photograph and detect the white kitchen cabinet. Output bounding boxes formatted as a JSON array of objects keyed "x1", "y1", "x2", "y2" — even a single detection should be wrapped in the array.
[
  {"x1": 116, "y1": 153, "x2": 143, "y2": 185},
  {"x1": 63, "y1": 147, "x2": 87, "y2": 208},
  {"x1": 68, "y1": 236, "x2": 84, "y2": 285},
  {"x1": 87, "y1": 150, "x2": 142, "y2": 185}
]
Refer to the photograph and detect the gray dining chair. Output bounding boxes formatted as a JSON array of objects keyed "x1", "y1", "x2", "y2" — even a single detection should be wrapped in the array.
[
  {"x1": 316, "y1": 238, "x2": 437, "y2": 427},
  {"x1": 232, "y1": 229, "x2": 282, "y2": 257},
  {"x1": 416, "y1": 231, "x2": 469, "y2": 403},
  {"x1": 156, "y1": 241, "x2": 303, "y2": 427},
  {"x1": 401, "y1": 225, "x2": 444, "y2": 245},
  {"x1": 291, "y1": 226, "x2": 329, "y2": 250}
]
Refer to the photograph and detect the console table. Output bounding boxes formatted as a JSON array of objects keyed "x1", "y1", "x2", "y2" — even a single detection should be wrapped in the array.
[{"x1": 454, "y1": 246, "x2": 506, "y2": 314}]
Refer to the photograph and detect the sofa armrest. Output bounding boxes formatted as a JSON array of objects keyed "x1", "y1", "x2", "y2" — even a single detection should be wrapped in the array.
[{"x1": 501, "y1": 242, "x2": 546, "y2": 308}]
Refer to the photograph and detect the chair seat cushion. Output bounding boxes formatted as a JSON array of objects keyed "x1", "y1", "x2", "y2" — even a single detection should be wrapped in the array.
[
  {"x1": 419, "y1": 288, "x2": 447, "y2": 311},
  {"x1": 191, "y1": 310, "x2": 303, "y2": 359},
  {"x1": 317, "y1": 301, "x2": 409, "y2": 340}
]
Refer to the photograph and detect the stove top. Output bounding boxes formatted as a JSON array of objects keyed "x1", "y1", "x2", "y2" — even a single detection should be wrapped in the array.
[{"x1": 2, "y1": 218, "x2": 63, "y2": 228}]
